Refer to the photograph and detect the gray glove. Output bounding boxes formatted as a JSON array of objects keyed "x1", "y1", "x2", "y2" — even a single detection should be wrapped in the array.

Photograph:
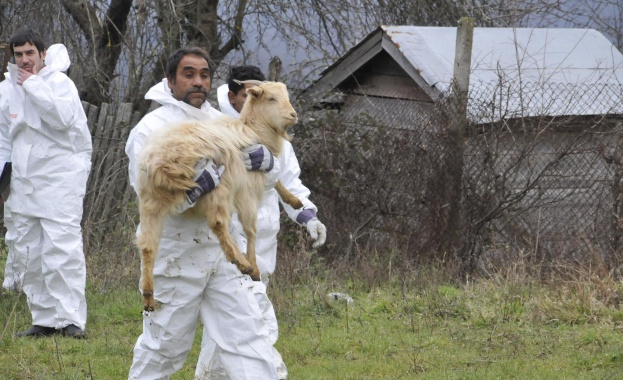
[
  {"x1": 242, "y1": 144, "x2": 275, "y2": 172},
  {"x1": 177, "y1": 158, "x2": 224, "y2": 213},
  {"x1": 306, "y1": 218, "x2": 327, "y2": 249},
  {"x1": 296, "y1": 209, "x2": 327, "y2": 248}
]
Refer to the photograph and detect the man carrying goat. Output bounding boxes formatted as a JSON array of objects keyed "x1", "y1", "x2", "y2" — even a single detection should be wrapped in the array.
[{"x1": 125, "y1": 47, "x2": 279, "y2": 379}]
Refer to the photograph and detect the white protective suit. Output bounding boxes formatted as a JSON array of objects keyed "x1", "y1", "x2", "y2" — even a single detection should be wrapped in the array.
[
  {"x1": 125, "y1": 79, "x2": 278, "y2": 380},
  {"x1": 0, "y1": 44, "x2": 92, "y2": 330},
  {"x1": 194, "y1": 84, "x2": 319, "y2": 379},
  {"x1": 0, "y1": 75, "x2": 18, "y2": 292}
]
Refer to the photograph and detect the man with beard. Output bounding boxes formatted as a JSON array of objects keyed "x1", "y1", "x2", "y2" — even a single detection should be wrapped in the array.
[{"x1": 125, "y1": 47, "x2": 279, "y2": 379}]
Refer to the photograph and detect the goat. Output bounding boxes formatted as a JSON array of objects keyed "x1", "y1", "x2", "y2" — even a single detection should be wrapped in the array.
[{"x1": 136, "y1": 81, "x2": 303, "y2": 311}]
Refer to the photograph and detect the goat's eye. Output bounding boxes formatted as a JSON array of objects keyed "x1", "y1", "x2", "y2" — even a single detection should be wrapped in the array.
[{"x1": 268, "y1": 97, "x2": 276, "y2": 102}]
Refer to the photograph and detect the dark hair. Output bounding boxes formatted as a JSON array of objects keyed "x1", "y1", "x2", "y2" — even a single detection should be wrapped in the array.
[
  {"x1": 165, "y1": 47, "x2": 211, "y2": 81},
  {"x1": 227, "y1": 65, "x2": 265, "y2": 94},
  {"x1": 9, "y1": 29, "x2": 45, "y2": 57}
]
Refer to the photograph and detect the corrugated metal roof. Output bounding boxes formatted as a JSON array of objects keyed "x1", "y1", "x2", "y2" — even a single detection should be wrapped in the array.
[{"x1": 382, "y1": 26, "x2": 623, "y2": 119}]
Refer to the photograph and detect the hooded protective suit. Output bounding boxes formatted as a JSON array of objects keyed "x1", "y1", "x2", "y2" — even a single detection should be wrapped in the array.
[
  {"x1": 195, "y1": 84, "x2": 320, "y2": 379},
  {"x1": 0, "y1": 74, "x2": 19, "y2": 292},
  {"x1": 125, "y1": 79, "x2": 278, "y2": 380},
  {"x1": 0, "y1": 44, "x2": 92, "y2": 330}
]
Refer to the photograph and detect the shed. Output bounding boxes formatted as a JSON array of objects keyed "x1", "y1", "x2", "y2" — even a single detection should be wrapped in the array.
[{"x1": 302, "y1": 26, "x2": 623, "y2": 263}]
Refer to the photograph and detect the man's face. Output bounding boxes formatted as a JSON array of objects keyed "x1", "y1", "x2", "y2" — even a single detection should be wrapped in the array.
[
  {"x1": 13, "y1": 42, "x2": 46, "y2": 74},
  {"x1": 168, "y1": 54, "x2": 211, "y2": 108},
  {"x1": 228, "y1": 84, "x2": 255, "y2": 113}
]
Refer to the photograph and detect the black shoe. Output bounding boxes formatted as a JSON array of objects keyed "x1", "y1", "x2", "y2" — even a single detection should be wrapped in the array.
[
  {"x1": 62, "y1": 324, "x2": 86, "y2": 339},
  {"x1": 15, "y1": 325, "x2": 59, "y2": 337}
]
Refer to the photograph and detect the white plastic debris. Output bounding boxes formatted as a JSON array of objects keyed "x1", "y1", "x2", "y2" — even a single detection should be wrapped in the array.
[{"x1": 325, "y1": 292, "x2": 354, "y2": 309}]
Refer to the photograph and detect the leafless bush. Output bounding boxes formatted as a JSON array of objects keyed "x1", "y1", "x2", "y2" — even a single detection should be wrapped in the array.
[{"x1": 294, "y1": 96, "x2": 452, "y2": 262}]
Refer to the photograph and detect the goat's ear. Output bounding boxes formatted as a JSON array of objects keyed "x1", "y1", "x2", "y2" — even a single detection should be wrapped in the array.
[
  {"x1": 234, "y1": 79, "x2": 265, "y2": 87},
  {"x1": 246, "y1": 86, "x2": 264, "y2": 99}
]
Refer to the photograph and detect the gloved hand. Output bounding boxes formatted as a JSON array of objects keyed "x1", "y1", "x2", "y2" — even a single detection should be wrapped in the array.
[
  {"x1": 296, "y1": 209, "x2": 327, "y2": 249},
  {"x1": 177, "y1": 158, "x2": 224, "y2": 213},
  {"x1": 306, "y1": 218, "x2": 327, "y2": 248},
  {"x1": 242, "y1": 144, "x2": 275, "y2": 172}
]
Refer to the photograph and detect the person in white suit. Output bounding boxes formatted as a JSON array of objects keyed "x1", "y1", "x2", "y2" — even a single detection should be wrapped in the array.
[
  {"x1": 194, "y1": 65, "x2": 327, "y2": 380},
  {"x1": 126, "y1": 47, "x2": 281, "y2": 379},
  {"x1": 0, "y1": 29, "x2": 92, "y2": 338}
]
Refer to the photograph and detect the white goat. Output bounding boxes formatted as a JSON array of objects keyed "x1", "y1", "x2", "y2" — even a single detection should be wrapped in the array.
[{"x1": 136, "y1": 81, "x2": 303, "y2": 311}]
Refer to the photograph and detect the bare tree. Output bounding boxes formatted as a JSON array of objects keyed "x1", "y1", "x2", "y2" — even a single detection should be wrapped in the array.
[
  {"x1": 61, "y1": 0, "x2": 132, "y2": 105},
  {"x1": 3, "y1": 0, "x2": 620, "y2": 107}
]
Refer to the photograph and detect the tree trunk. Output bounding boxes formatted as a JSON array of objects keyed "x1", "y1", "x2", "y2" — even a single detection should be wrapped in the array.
[{"x1": 62, "y1": 0, "x2": 132, "y2": 105}]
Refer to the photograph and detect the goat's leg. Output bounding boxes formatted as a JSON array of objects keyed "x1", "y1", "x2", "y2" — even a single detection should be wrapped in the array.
[
  {"x1": 204, "y1": 203, "x2": 254, "y2": 275},
  {"x1": 275, "y1": 180, "x2": 304, "y2": 209},
  {"x1": 137, "y1": 203, "x2": 168, "y2": 311},
  {"x1": 236, "y1": 203, "x2": 261, "y2": 281}
]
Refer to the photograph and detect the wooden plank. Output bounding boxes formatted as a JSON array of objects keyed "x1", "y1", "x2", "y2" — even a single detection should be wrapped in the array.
[
  {"x1": 0, "y1": 43, "x2": 9, "y2": 76},
  {"x1": 113, "y1": 108, "x2": 143, "y2": 228},
  {"x1": 85, "y1": 103, "x2": 108, "y2": 213},
  {"x1": 350, "y1": 72, "x2": 431, "y2": 101},
  {"x1": 93, "y1": 102, "x2": 110, "y2": 152},
  {"x1": 111, "y1": 104, "x2": 135, "y2": 232},
  {"x1": 86, "y1": 103, "x2": 99, "y2": 135},
  {"x1": 97, "y1": 104, "x2": 133, "y2": 235},
  {"x1": 90, "y1": 114, "x2": 116, "y2": 222}
]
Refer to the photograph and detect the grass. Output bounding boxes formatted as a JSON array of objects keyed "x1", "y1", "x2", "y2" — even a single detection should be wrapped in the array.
[{"x1": 2, "y1": 246, "x2": 623, "y2": 379}]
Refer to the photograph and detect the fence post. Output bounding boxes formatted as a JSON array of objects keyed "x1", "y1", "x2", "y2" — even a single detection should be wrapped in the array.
[
  {"x1": 0, "y1": 43, "x2": 9, "y2": 76},
  {"x1": 439, "y1": 17, "x2": 474, "y2": 268},
  {"x1": 268, "y1": 56, "x2": 282, "y2": 81}
]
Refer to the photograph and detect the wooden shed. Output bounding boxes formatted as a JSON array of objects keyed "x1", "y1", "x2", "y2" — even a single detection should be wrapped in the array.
[{"x1": 302, "y1": 26, "x2": 623, "y2": 263}]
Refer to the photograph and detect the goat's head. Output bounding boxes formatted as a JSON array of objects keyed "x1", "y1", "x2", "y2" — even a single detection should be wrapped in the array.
[{"x1": 238, "y1": 81, "x2": 298, "y2": 141}]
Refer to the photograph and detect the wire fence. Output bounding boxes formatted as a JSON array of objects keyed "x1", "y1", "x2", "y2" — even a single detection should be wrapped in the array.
[
  {"x1": 296, "y1": 80, "x2": 623, "y2": 274},
  {"x1": 1, "y1": 78, "x2": 622, "y2": 276}
]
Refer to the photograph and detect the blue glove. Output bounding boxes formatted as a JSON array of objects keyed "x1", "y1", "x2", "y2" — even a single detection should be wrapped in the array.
[
  {"x1": 242, "y1": 144, "x2": 275, "y2": 172},
  {"x1": 179, "y1": 159, "x2": 224, "y2": 212}
]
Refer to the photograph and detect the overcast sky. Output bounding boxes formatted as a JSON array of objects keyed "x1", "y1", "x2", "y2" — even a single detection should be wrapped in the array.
[{"x1": 214, "y1": 1, "x2": 621, "y2": 89}]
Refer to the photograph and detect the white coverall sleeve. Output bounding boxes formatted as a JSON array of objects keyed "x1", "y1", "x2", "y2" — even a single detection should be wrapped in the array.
[
  {"x1": 0, "y1": 96, "x2": 12, "y2": 168},
  {"x1": 279, "y1": 141, "x2": 318, "y2": 224},
  {"x1": 22, "y1": 73, "x2": 80, "y2": 132}
]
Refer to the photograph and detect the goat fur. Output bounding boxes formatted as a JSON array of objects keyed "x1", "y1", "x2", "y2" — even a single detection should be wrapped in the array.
[{"x1": 136, "y1": 82, "x2": 303, "y2": 311}]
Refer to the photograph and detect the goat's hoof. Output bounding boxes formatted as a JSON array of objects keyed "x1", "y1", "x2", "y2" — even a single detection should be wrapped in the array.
[
  {"x1": 142, "y1": 292, "x2": 155, "y2": 312},
  {"x1": 232, "y1": 259, "x2": 253, "y2": 275},
  {"x1": 143, "y1": 302, "x2": 155, "y2": 312},
  {"x1": 239, "y1": 265, "x2": 254, "y2": 275},
  {"x1": 249, "y1": 268, "x2": 261, "y2": 282}
]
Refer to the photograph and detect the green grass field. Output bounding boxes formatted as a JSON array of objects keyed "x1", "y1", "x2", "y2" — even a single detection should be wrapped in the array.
[{"x1": 2, "y1": 254, "x2": 623, "y2": 380}]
